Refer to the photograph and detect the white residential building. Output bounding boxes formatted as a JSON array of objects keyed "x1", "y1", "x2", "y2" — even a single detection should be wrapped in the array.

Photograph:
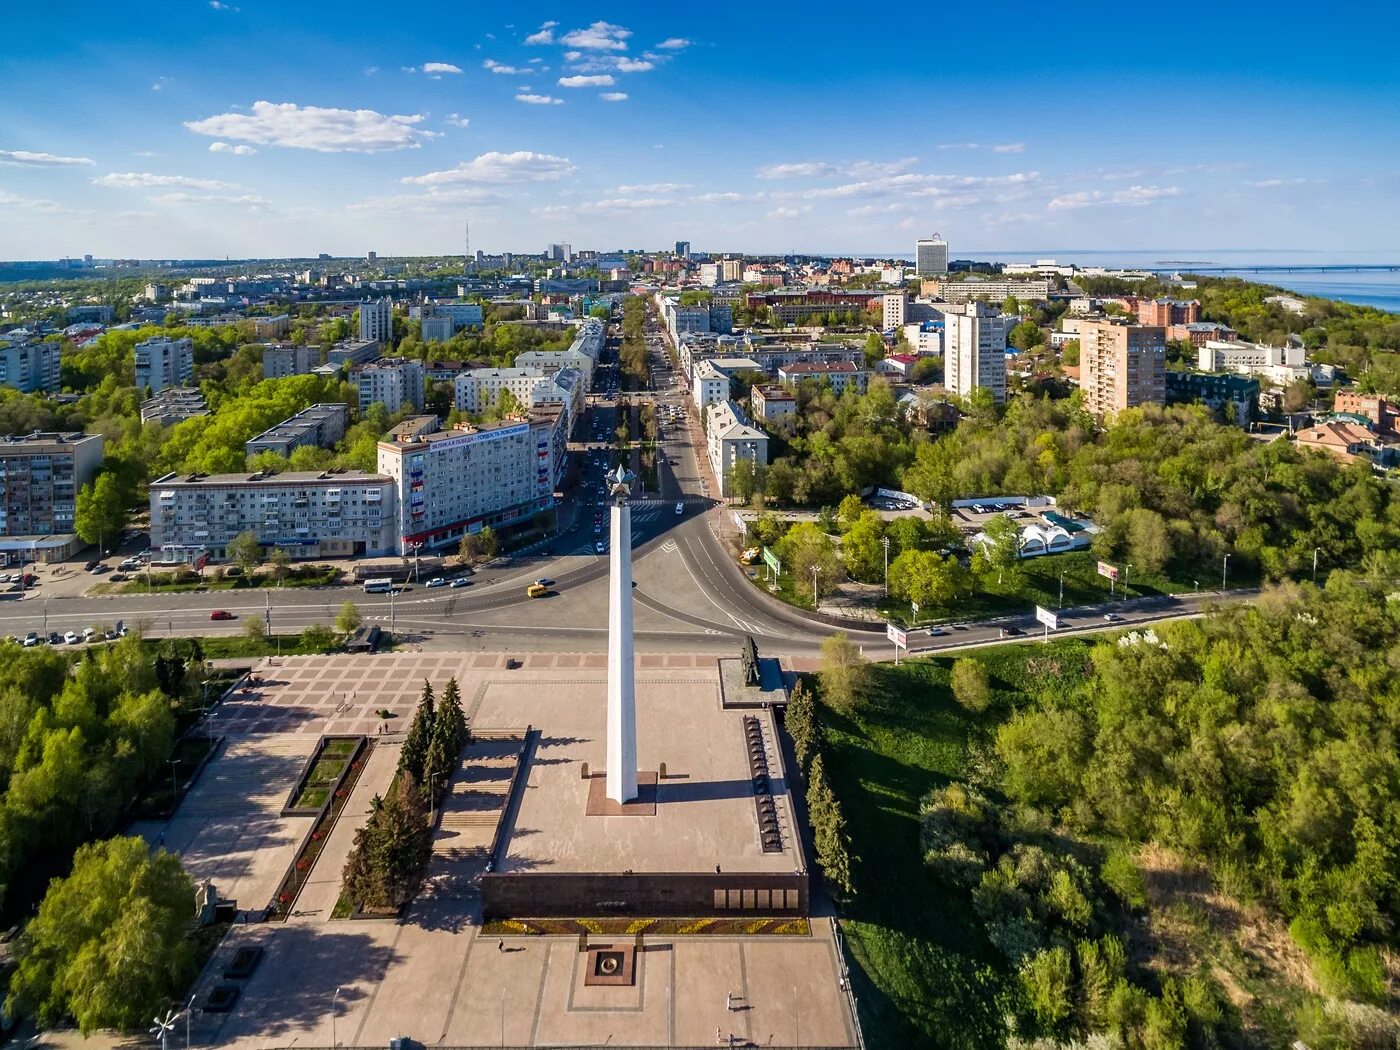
[
  {"x1": 245, "y1": 403, "x2": 350, "y2": 458},
  {"x1": 376, "y1": 411, "x2": 563, "y2": 553},
  {"x1": 691, "y1": 357, "x2": 765, "y2": 412},
  {"x1": 135, "y1": 337, "x2": 194, "y2": 394},
  {"x1": 420, "y1": 315, "x2": 455, "y2": 343},
  {"x1": 0, "y1": 340, "x2": 61, "y2": 393},
  {"x1": 359, "y1": 297, "x2": 393, "y2": 344},
  {"x1": 1197, "y1": 339, "x2": 1305, "y2": 373},
  {"x1": 149, "y1": 468, "x2": 396, "y2": 561},
  {"x1": 262, "y1": 344, "x2": 320, "y2": 379},
  {"x1": 944, "y1": 302, "x2": 1009, "y2": 402},
  {"x1": 454, "y1": 367, "x2": 545, "y2": 414},
  {"x1": 915, "y1": 236, "x2": 949, "y2": 276},
  {"x1": 882, "y1": 293, "x2": 907, "y2": 331},
  {"x1": 357, "y1": 358, "x2": 425, "y2": 414},
  {"x1": 706, "y1": 400, "x2": 768, "y2": 499},
  {"x1": 0, "y1": 431, "x2": 104, "y2": 560}
]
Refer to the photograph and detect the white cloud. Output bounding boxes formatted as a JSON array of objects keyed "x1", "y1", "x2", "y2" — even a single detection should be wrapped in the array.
[
  {"x1": 524, "y1": 20, "x2": 557, "y2": 45},
  {"x1": 0, "y1": 189, "x2": 72, "y2": 214},
  {"x1": 612, "y1": 57, "x2": 653, "y2": 72},
  {"x1": 208, "y1": 142, "x2": 257, "y2": 155},
  {"x1": 938, "y1": 142, "x2": 1025, "y2": 153},
  {"x1": 93, "y1": 172, "x2": 238, "y2": 190},
  {"x1": 420, "y1": 62, "x2": 463, "y2": 76},
  {"x1": 484, "y1": 59, "x2": 528, "y2": 75},
  {"x1": 691, "y1": 191, "x2": 765, "y2": 204},
  {"x1": 149, "y1": 191, "x2": 268, "y2": 209},
  {"x1": 564, "y1": 51, "x2": 581, "y2": 61},
  {"x1": 364, "y1": 66, "x2": 379, "y2": 76},
  {"x1": 185, "y1": 101, "x2": 435, "y2": 153},
  {"x1": 558, "y1": 21, "x2": 631, "y2": 50},
  {"x1": 1049, "y1": 185, "x2": 1181, "y2": 210},
  {"x1": 584, "y1": 197, "x2": 674, "y2": 210},
  {"x1": 400, "y1": 151, "x2": 575, "y2": 185},
  {"x1": 612, "y1": 182, "x2": 688, "y2": 194},
  {"x1": 570, "y1": 55, "x2": 655, "y2": 73},
  {"x1": 600, "y1": 92, "x2": 628, "y2": 102},
  {"x1": 1246, "y1": 177, "x2": 1326, "y2": 187},
  {"x1": 208, "y1": 1, "x2": 238, "y2": 9},
  {"x1": 444, "y1": 113, "x2": 471, "y2": 128},
  {"x1": 347, "y1": 186, "x2": 508, "y2": 213},
  {"x1": 0, "y1": 149, "x2": 94, "y2": 167},
  {"x1": 656, "y1": 38, "x2": 690, "y2": 49},
  {"x1": 150, "y1": 76, "x2": 173, "y2": 91},
  {"x1": 768, "y1": 205, "x2": 809, "y2": 220},
  {"x1": 755, "y1": 157, "x2": 917, "y2": 180},
  {"x1": 516, "y1": 93, "x2": 564, "y2": 105},
  {"x1": 559, "y1": 74, "x2": 615, "y2": 88}
]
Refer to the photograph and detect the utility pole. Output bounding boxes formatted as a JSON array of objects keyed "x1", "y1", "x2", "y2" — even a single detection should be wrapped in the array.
[
  {"x1": 811, "y1": 566, "x2": 821, "y2": 607},
  {"x1": 1222, "y1": 552, "x2": 1230, "y2": 591},
  {"x1": 882, "y1": 536, "x2": 890, "y2": 596}
]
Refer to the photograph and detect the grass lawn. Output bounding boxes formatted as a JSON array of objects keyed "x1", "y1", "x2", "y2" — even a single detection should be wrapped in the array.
[
  {"x1": 108, "y1": 566, "x2": 341, "y2": 594},
  {"x1": 194, "y1": 634, "x2": 340, "y2": 659},
  {"x1": 820, "y1": 638, "x2": 1098, "y2": 1048}
]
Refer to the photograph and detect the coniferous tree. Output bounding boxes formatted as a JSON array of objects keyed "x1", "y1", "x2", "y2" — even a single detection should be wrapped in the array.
[
  {"x1": 437, "y1": 676, "x2": 468, "y2": 752},
  {"x1": 399, "y1": 679, "x2": 435, "y2": 781},
  {"x1": 784, "y1": 679, "x2": 822, "y2": 773},
  {"x1": 806, "y1": 754, "x2": 856, "y2": 900}
]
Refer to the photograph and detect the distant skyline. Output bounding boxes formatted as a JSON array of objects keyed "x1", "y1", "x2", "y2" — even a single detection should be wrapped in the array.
[{"x1": 2, "y1": 1, "x2": 1397, "y2": 259}]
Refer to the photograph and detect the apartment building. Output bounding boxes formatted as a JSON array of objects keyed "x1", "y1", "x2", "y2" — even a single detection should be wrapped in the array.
[
  {"x1": 1080, "y1": 320, "x2": 1167, "y2": 415},
  {"x1": 328, "y1": 339, "x2": 382, "y2": 369},
  {"x1": 1136, "y1": 298, "x2": 1201, "y2": 327},
  {"x1": 1198, "y1": 339, "x2": 1305, "y2": 373},
  {"x1": 150, "y1": 468, "x2": 396, "y2": 561},
  {"x1": 943, "y1": 302, "x2": 1010, "y2": 402},
  {"x1": 777, "y1": 361, "x2": 869, "y2": 396},
  {"x1": 357, "y1": 358, "x2": 425, "y2": 414},
  {"x1": 751, "y1": 385, "x2": 796, "y2": 421},
  {"x1": 140, "y1": 387, "x2": 208, "y2": 426},
  {"x1": 0, "y1": 431, "x2": 104, "y2": 561},
  {"x1": 705, "y1": 400, "x2": 768, "y2": 498},
  {"x1": 135, "y1": 337, "x2": 194, "y2": 394},
  {"x1": 882, "y1": 293, "x2": 907, "y2": 330},
  {"x1": 376, "y1": 413, "x2": 560, "y2": 553},
  {"x1": 1332, "y1": 391, "x2": 1397, "y2": 434},
  {"x1": 454, "y1": 367, "x2": 544, "y2": 414},
  {"x1": 1166, "y1": 371, "x2": 1258, "y2": 427},
  {"x1": 915, "y1": 236, "x2": 949, "y2": 276},
  {"x1": 421, "y1": 315, "x2": 454, "y2": 343},
  {"x1": 514, "y1": 317, "x2": 605, "y2": 393},
  {"x1": 245, "y1": 403, "x2": 350, "y2": 459},
  {"x1": 252, "y1": 314, "x2": 291, "y2": 339},
  {"x1": 262, "y1": 344, "x2": 321, "y2": 379},
  {"x1": 359, "y1": 297, "x2": 393, "y2": 344},
  {"x1": 743, "y1": 289, "x2": 881, "y2": 326},
  {"x1": 0, "y1": 340, "x2": 61, "y2": 393},
  {"x1": 922, "y1": 278, "x2": 1051, "y2": 304}
]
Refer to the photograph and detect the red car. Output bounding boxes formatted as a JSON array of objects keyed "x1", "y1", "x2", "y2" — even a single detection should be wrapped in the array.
[{"x1": 210, "y1": 609, "x2": 235, "y2": 621}]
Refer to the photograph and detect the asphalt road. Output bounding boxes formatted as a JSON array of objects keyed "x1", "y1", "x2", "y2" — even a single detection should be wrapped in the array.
[{"x1": 0, "y1": 323, "x2": 1247, "y2": 657}]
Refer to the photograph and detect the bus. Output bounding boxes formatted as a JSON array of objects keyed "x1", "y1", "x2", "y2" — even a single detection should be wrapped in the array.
[
  {"x1": 526, "y1": 583, "x2": 548, "y2": 599},
  {"x1": 363, "y1": 578, "x2": 393, "y2": 594}
]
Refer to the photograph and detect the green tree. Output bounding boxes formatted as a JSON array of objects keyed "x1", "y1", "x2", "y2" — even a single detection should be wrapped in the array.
[
  {"x1": 996, "y1": 709, "x2": 1089, "y2": 808},
  {"x1": 335, "y1": 600, "x2": 362, "y2": 636},
  {"x1": 226, "y1": 530, "x2": 262, "y2": 576},
  {"x1": 399, "y1": 680, "x2": 436, "y2": 782},
  {"x1": 835, "y1": 494, "x2": 865, "y2": 534},
  {"x1": 974, "y1": 513, "x2": 1023, "y2": 588},
  {"x1": 807, "y1": 754, "x2": 855, "y2": 900},
  {"x1": 863, "y1": 331, "x2": 886, "y2": 364},
  {"x1": 267, "y1": 546, "x2": 291, "y2": 585},
  {"x1": 341, "y1": 772, "x2": 431, "y2": 910},
  {"x1": 1009, "y1": 320, "x2": 1044, "y2": 352},
  {"x1": 818, "y1": 633, "x2": 871, "y2": 715},
  {"x1": 300, "y1": 623, "x2": 336, "y2": 651},
  {"x1": 73, "y1": 473, "x2": 128, "y2": 552},
  {"x1": 950, "y1": 658, "x2": 992, "y2": 712},
  {"x1": 784, "y1": 679, "x2": 821, "y2": 772},
  {"x1": 242, "y1": 616, "x2": 266, "y2": 643},
  {"x1": 1020, "y1": 946, "x2": 1073, "y2": 1030},
  {"x1": 889, "y1": 549, "x2": 962, "y2": 610},
  {"x1": 840, "y1": 511, "x2": 887, "y2": 582},
  {"x1": 7, "y1": 837, "x2": 195, "y2": 1034}
]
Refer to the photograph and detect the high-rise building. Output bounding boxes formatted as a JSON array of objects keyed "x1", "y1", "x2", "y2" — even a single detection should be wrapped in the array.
[
  {"x1": 915, "y1": 234, "x2": 949, "y2": 276},
  {"x1": 359, "y1": 297, "x2": 393, "y2": 344},
  {"x1": 881, "y1": 293, "x2": 908, "y2": 331},
  {"x1": 134, "y1": 337, "x2": 193, "y2": 394},
  {"x1": 1079, "y1": 320, "x2": 1167, "y2": 416},
  {"x1": 356, "y1": 358, "x2": 425, "y2": 414},
  {"x1": 366, "y1": 250, "x2": 377, "y2": 263},
  {"x1": 0, "y1": 431, "x2": 104, "y2": 557},
  {"x1": 0, "y1": 341, "x2": 61, "y2": 393},
  {"x1": 943, "y1": 302, "x2": 1009, "y2": 402},
  {"x1": 675, "y1": 240, "x2": 691, "y2": 260}
]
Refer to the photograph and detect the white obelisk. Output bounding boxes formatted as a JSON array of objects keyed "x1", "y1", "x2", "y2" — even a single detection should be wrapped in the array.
[{"x1": 605, "y1": 464, "x2": 638, "y2": 803}]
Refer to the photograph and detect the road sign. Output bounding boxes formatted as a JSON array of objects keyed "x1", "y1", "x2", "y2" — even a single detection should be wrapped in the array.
[
  {"x1": 1096, "y1": 561, "x2": 1119, "y2": 581},
  {"x1": 910, "y1": 601, "x2": 920, "y2": 615},
  {"x1": 1035, "y1": 605, "x2": 1059, "y2": 630},
  {"x1": 761, "y1": 547, "x2": 780, "y2": 572},
  {"x1": 886, "y1": 622, "x2": 907, "y2": 647}
]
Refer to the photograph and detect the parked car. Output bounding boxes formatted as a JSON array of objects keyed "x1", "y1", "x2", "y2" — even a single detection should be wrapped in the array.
[
  {"x1": 675, "y1": 502, "x2": 684, "y2": 515},
  {"x1": 64, "y1": 631, "x2": 79, "y2": 644},
  {"x1": 425, "y1": 577, "x2": 447, "y2": 588},
  {"x1": 47, "y1": 632, "x2": 61, "y2": 645},
  {"x1": 22, "y1": 632, "x2": 38, "y2": 647},
  {"x1": 210, "y1": 609, "x2": 235, "y2": 621},
  {"x1": 450, "y1": 577, "x2": 470, "y2": 588},
  {"x1": 1103, "y1": 612, "x2": 1122, "y2": 622}
]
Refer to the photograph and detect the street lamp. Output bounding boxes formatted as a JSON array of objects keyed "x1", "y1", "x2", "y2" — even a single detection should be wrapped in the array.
[
  {"x1": 183, "y1": 993, "x2": 196, "y2": 1050},
  {"x1": 1058, "y1": 570, "x2": 1065, "y2": 609},
  {"x1": 1222, "y1": 553, "x2": 1230, "y2": 591},
  {"x1": 331, "y1": 986, "x2": 344, "y2": 1048},
  {"x1": 811, "y1": 565, "x2": 821, "y2": 607},
  {"x1": 881, "y1": 536, "x2": 890, "y2": 596},
  {"x1": 1312, "y1": 546, "x2": 1320, "y2": 582},
  {"x1": 168, "y1": 759, "x2": 179, "y2": 809}
]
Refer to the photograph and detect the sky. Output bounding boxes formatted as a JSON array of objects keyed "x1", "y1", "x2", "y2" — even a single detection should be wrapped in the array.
[{"x1": 1, "y1": 0, "x2": 1398, "y2": 261}]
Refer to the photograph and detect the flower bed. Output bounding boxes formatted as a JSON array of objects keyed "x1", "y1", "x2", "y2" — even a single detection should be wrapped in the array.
[
  {"x1": 481, "y1": 916, "x2": 811, "y2": 937},
  {"x1": 283, "y1": 735, "x2": 363, "y2": 815},
  {"x1": 266, "y1": 736, "x2": 368, "y2": 920}
]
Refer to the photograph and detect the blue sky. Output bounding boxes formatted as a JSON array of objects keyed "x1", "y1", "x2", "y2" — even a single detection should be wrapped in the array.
[{"x1": 1, "y1": 0, "x2": 1397, "y2": 260}]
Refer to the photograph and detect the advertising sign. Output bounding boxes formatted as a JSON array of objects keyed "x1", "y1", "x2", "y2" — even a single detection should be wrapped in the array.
[
  {"x1": 762, "y1": 547, "x2": 780, "y2": 572},
  {"x1": 1035, "y1": 606, "x2": 1059, "y2": 630},
  {"x1": 886, "y1": 622, "x2": 908, "y2": 648},
  {"x1": 1096, "y1": 561, "x2": 1119, "y2": 581}
]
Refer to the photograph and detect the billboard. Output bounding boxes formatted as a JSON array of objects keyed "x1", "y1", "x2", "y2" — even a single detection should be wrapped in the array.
[
  {"x1": 886, "y1": 622, "x2": 907, "y2": 648},
  {"x1": 1035, "y1": 606, "x2": 1059, "y2": 630},
  {"x1": 1096, "y1": 561, "x2": 1119, "y2": 581},
  {"x1": 762, "y1": 547, "x2": 780, "y2": 572}
]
